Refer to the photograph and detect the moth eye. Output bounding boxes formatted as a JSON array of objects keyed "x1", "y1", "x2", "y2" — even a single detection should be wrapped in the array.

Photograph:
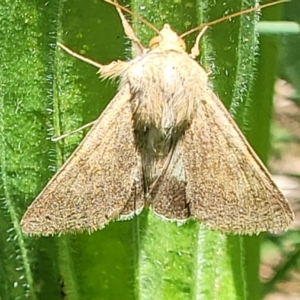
[{"x1": 149, "y1": 36, "x2": 161, "y2": 50}]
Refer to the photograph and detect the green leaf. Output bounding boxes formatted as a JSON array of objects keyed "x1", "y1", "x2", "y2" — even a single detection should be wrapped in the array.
[{"x1": 0, "y1": 0, "x2": 285, "y2": 299}]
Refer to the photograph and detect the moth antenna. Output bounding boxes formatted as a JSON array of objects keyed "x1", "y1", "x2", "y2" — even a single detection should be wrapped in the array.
[
  {"x1": 105, "y1": 0, "x2": 160, "y2": 35},
  {"x1": 180, "y1": 0, "x2": 289, "y2": 38}
]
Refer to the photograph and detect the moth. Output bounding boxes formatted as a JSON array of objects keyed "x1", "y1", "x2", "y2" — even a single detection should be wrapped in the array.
[{"x1": 21, "y1": 0, "x2": 294, "y2": 235}]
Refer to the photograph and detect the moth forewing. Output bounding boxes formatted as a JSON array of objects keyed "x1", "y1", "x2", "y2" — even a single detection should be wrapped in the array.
[
  {"x1": 21, "y1": 0, "x2": 294, "y2": 236},
  {"x1": 181, "y1": 89, "x2": 294, "y2": 234},
  {"x1": 21, "y1": 85, "x2": 144, "y2": 235}
]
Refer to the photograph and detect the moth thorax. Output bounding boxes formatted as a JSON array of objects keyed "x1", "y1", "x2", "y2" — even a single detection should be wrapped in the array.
[{"x1": 132, "y1": 96, "x2": 192, "y2": 133}]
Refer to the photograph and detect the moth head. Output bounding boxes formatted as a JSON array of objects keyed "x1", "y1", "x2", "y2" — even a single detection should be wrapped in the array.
[{"x1": 149, "y1": 24, "x2": 186, "y2": 51}]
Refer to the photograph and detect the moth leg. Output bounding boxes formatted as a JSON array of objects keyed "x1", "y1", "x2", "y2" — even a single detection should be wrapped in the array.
[
  {"x1": 57, "y1": 42, "x2": 103, "y2": 69},
  {"x1": 189, "y1": 26, "x2": 209, "y2": 59},
  {"x1": 57, "y1": 42, "x2": 129, "y2": 80},
  {"x1": 52, "y1": 121, "x2": 96, "y2": 142},
  {"x1": 107, "y1": 0, "x2": 146, "y2": 55}
]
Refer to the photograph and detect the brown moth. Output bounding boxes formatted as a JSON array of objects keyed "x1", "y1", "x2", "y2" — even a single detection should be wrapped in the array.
[{"x1": 21, "y1": 0, "x2": 294, "y2": 235}]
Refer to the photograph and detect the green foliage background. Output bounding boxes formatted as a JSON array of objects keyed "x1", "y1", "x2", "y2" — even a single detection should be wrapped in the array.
[{"x1": 0, "y1": 0, "x2": 286, "y2": 299}]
